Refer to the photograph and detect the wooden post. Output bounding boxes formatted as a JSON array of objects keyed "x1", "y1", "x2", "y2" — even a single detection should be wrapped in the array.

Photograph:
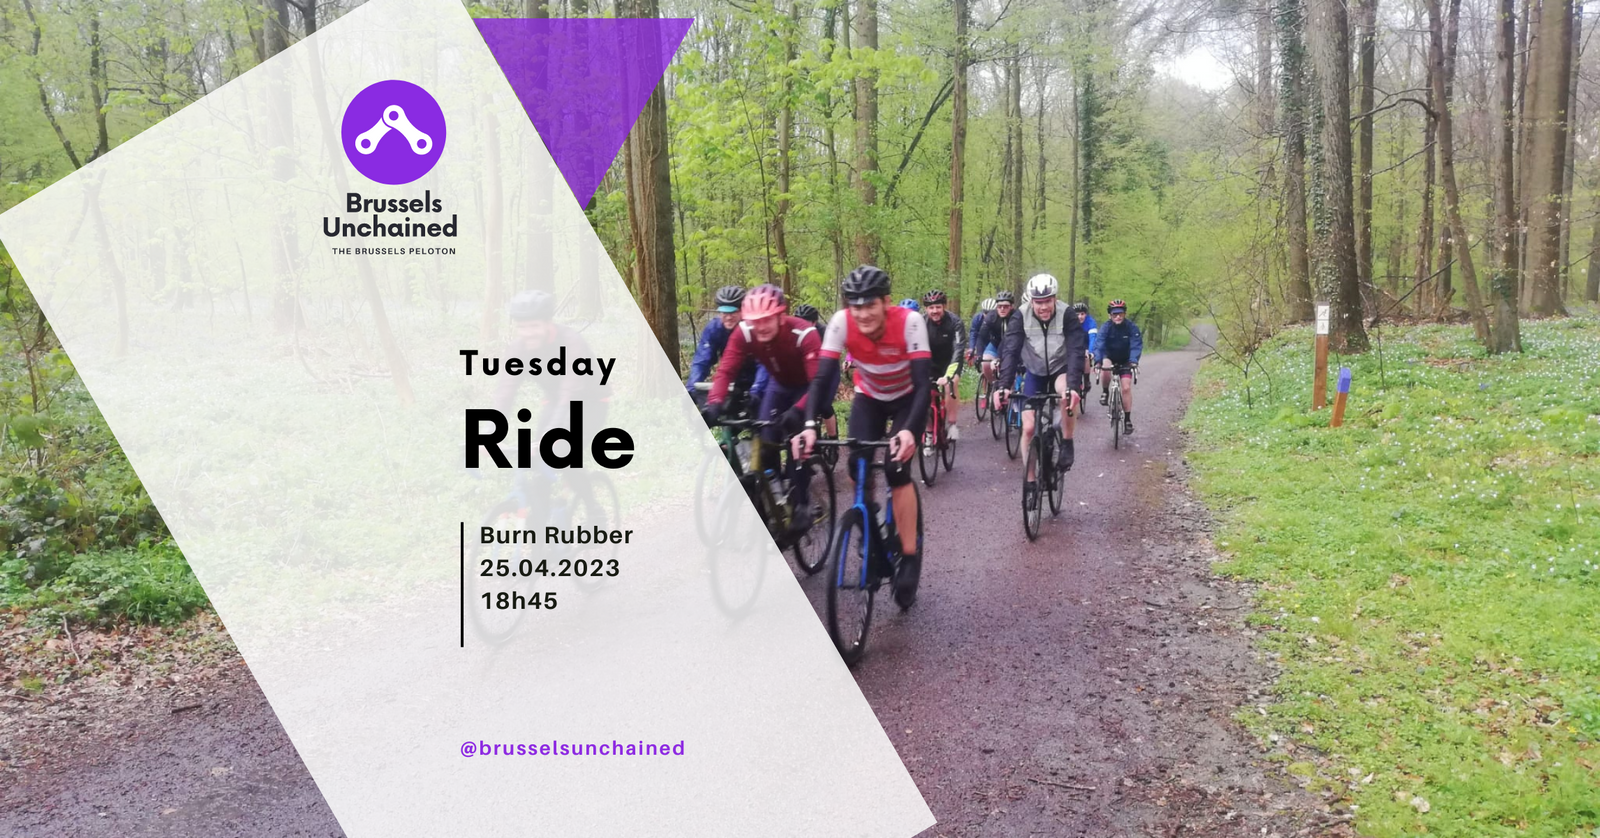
[
  {"x1": 1331, "y1": 366, "x2": 1351, "y2": 427},
  {"x1": 1313, "y1": 301, "x2": 1330, "y2": 409}
]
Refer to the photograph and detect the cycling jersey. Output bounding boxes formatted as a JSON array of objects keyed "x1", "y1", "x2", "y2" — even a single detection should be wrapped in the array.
[
  {"x1": 968, "y1": 311, "x2": 987, "y2": 351},
  {"x1": 819, "y1": 306, "x2": 931, "y2": 402},
  {"x1": 978, "y1": 308, "x2": 1021, "y2": 357},
  {"x1": 924, "y1": 311, "x2": 965, "y2": 376},
  {"x1": 686, "y1": 317, "x2": 769, "y2": 399},
  {"x1": 707, "y1": 315, "x2": 821, "y2": 407},
  {"x1": 1094, "y1": 318, "x2": 1144, "y2": 366},
  {"x1": 1080, "y1": 313, "x2": 1098, "y2": 343},
  {"x1": 997, "y1": 300, "x2": 1086, "y2": 386}
]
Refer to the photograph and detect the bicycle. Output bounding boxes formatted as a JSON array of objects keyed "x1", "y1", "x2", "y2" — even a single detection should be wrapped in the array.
[
  {"x1": 1015, "y1": 393, "x2": 1066, "y2": 541},
  {"x1": 918, "y1": 382, "x2": 957, "y2": 486},
  {"x1": 816, "y1": 439, "x2": 923, "y2": 665},
  {"x1": 467, "y1": 468, "x2": 621, "y2": 644},
  {"x1": 1106, "y1": 363, "x2": 1136, "y2": 450},
  {"x1": 707, "y1": 417, "x2": 837, "y2": 587},
  {"x1": 692, "y1": 382, "x2": 755, "y2": 546},
  {"x1": 973, "y1": 364, "x2": 993, "y2": 423}
]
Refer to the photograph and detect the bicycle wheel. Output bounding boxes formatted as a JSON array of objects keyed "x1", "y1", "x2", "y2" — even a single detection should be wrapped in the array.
[
  {"x1": 918, "y1": 406, "x2": 940, "y2": 487},
  {"x1": 826, "y1": 506, "x2": 876, "y2": 665},
  {"x1": 1111, "y1": 390, "x2": 1122, "y2": 450},
  {"x1": 707, "y1": 476, "x2": 767, "y2": 617},
  {"x1": 940, "y1": 420, "x2": 957, "y2": 470},
  {"x1": 1005, "y1": 405, "x2": 1020, "y2": 460},
  {"x1": 974, "y1": 375, "x2": 990, "y2": 421},
  {"x1": 1045, "y1": 436, "x2": 1063, "y2": 515},
  {"x1": 788, "y1": 460, "x2": 836, "y2": 575},
  {"x1": 467, "y1": 500, "x2": 533, "y2": 645},
  {"x1": 819, "y1": 423, "x2": 839, "y2": 471},
  {"x1": 989, "y1": 387, "x2": 1003, "y2": 439},
  {"x1": 1022, "y1": 435, "x2": 1043, "y2": 541}
]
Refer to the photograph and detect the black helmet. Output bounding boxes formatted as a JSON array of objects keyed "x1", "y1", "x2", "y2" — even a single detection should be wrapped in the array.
[
  {"x1": 1072, "y1": 302, "x2": 1088, "y2": 314},
  {"x1": 509, "y1": 290, "x2": 555, "y2": 322},
  {"x1": 841, "y1": 265, "x2": 891, "y2": 305},
  {"x1": 714, "y1": 285, "x2": 746, "y2": 312},
  {"x1": 923, "y1": 289, "x2": 947, "y2": 306},
  {"x1": 793, "y1": 303, "x2": 820, "y2": 324},
  {"x1": 995, "y1": 290, "x2": 1015, "y2": 304}
]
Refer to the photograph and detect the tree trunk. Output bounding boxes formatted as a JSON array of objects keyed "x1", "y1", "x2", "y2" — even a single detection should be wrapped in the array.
[
  {"x1": 1278, "y1": 0, "x2": 1314, "y2": 320},
  {"x1": 1586, "y1": 192, "x2": 1600, "y2": 301},
  {"x1": 1033, "y1": 66, "x2": 1048, "y2": 238},
  {"x1": 1306, "y1": 0, "x2": 1368, "y2": 350},
  {"x1": 1557, "y1": 2, "x2": 1580, "y2": 301},
  {"x1": 1067, "y1": 77, "x2": 1080, "y2": 303},
  {"x1": 948, "y1": 0, "x2": 968, "y2": 307},
  {"x1": 852, "y1": 0, "x2": 879, "y2": 265},
  {"x1": 624, "y1": 0, "x2": 681, "y2": 374},
  {"x1": 1416, "y1": 52, "x2": 1436, "y2": 315},
  {"x1": 1010, "y1": 54, "x2": 1024, "y2": 288},
  {"x1": 1522, "y1": 0, "x2": 1572, "y2": 316},
  {"x1": 1354, "y1": 0, "x2": 1377, "y2": 310},
  {"x1": 825, "y1": 1, "x2": 846, "y2": 284},
  {"x1": 1491, "y1": 0, "x2": 1521, "y2": 352},
  {"x1": 771, "y1": 1, "x2": 796, "y2": 293},
  {"x1": 1425, "y1": 0, "x2": 1492, "y2": 343}
]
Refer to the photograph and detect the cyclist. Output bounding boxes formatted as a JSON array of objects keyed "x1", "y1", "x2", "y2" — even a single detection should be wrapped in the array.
[
  {"x1": 991, "y1": 274, "x2": 1085, "y2": 506},
  {"x1": 966, "y1": 297, "x2": 994, "y2": 365},
  {"x1": 922, "y1": 289, "x2": 965, "y2": 442},
  {"x1": 900, "y1": 298, "x2": 921, "y2": 312},
  {"x1": 701, "y1": 284, "x2": 822, "y2": 538},
  {"x1": 794, "y1": 304, "x2": 840, "y2": 440},
  {"x1": 1094, "y1": 299, "x2": 1143, "y2": 436},
  {"x1": 1074, "y1": 302, "x2": 1097, "y2": 397},
  {"x1": 975, "y1": 291, "x2": 1020, "y2": 389},
  {"x1": 793, "y1": 266, "x2": 930, "y2": 608},
  {"x1": 794, "y1": 303, "x2": 821, "y2": 325},
  {"x1": 493, "y1": 290, "x2": 607, "y2": 522},
  {"x1": 686, "y1": 284, "x2": 768, "y2": 408}
]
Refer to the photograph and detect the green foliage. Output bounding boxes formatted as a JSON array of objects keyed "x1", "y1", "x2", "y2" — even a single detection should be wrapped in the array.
[
  {"x1": 1185, "y1": 315, "x2": 1600, "y2": 837},
  {"x1": 4, "y1": 540, "x2": 205, "y2": 624}
]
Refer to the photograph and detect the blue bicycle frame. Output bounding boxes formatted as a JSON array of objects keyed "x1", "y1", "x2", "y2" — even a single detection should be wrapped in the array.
[{"x1": 834, "y1": 444, "x2": 898, "y2": 590}]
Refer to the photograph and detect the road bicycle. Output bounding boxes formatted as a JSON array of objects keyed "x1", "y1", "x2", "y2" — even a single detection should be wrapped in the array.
[
  {"x1": 1015, "y1": 392, "x2": 1066, "y2": 541},
  {"x1": 704, "y1": 418, "x2": 837, "y2": 616},
  {"x1": 1106, "y1": 363, "x2": 1136, "y2": 450},
  {"x1": 691, "y1": 382, "x2": 757, "y2": 545},
  {"x1": 918, "y1": 382, "x2": 957, "y2": 486},
  {"x1": 817, "y1": 439, "x2": 923, "y2": 666},
  {"x1": 467, "y1": 468, "x2": 621, "y2": 644},
  {"x1": 997, "y1": 371, "x2": 1025, "y2": 460}
]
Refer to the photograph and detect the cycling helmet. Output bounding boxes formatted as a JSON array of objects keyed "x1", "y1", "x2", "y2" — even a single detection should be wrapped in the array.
[
  {"x1": 1025, "y1": 273, "x2": 1059, "y2": 300},
  {"x1": 995, "y1": 290, "x2": 1016, "y2": 304},
  {"x1": 981, "y1": 298, "x2": 997, "y2": 312},
  {"x1": 1072, "y1": 302, "x2": 1088, "y2": 314},
  {"x1": 841, "y1": 265, "x2": 891, "y2": 305},
  {"x1": 742, "y1": 283, "x2": 788, "y2": 320},
  {"x1": 1107, "y1": 299, "x2": 1127, "y2": 314},
  {"x1": 923, "y1": 289, "x2": 948, "y2": 306},
  {"x1": 899, "y1": 298, "x2": 921, "y2": 312},
  {"x1": 714, "y1": 285, "x2": 746, "y2": 313},
  {"x1": 509, "y1": 289, "x2": 555, "y2": 322},
  {"x1": 793, "y1": 303, "x2": 820, "y2": 324}
]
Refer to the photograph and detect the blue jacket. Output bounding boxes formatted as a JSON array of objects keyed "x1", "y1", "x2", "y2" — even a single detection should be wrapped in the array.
[
  {"x1": 1080, "y1": 313, "x2": 1098, "y2": 346},
  {"x1": 968, "y1": 311, "x2": 988, "y2": 349},
  {"x1": 687, "y1": 318, "x2": 768, "y2": 398},
  {"x1": 1093, "y1": 318, "x2": 1143, "y2": 366}
]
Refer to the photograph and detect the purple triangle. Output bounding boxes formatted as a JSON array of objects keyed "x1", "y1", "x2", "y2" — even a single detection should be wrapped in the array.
[{"x1": 476, "y1": 18, "x2": 693, "y2": 208}]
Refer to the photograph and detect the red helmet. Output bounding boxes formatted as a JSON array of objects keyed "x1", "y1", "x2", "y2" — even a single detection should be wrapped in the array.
[
  {"x1": 1107, "y1": 299, "x2": 1127, "y2": 314},
  {"x1": 742, "y1": 283, "x2": 788, "y2": 320}
]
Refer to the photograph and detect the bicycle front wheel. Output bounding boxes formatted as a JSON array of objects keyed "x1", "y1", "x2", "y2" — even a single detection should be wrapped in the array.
[
  {"x1": 1022, "y1": 436, "x2": 1043, "y2": 541},
  {"x1": 1045, "y1": 437, "x2": 1063, "y2": 515},
  {"x1": 467, "y1": 500, "x2": 534, "y2": 645},
  {"x1": 788, "y1": 460, "x2": 836, "y2": 575},
  {"x1": 1111, "y1": 394, "x2": 1122, "y2": 450},
  {"x1": 918, "y1": 417, "x2": 940, "y2": 486},
  {"x1": 940, "y1": 421, "x2": 957, "y2": 470},
  {"x1": 1005, "y1": 408, "x2": 1020, "y2": 460},
  {"x1": 974, "y1": 375, "x2": 991, "y2": 421},
  {"x1": 826, "y1": 506, "x2": 876, "y2": 665}
]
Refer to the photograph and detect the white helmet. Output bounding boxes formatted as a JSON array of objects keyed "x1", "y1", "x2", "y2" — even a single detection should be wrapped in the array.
[
  {"x1": 1025, "y1": 273, "x2": 1059, "y2": 300},
  {"x1": 981, "y1": 297, "x2": 997, "y2": 312}
]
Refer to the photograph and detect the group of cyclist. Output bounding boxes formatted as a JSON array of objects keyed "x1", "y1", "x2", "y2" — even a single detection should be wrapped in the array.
[{"x1": 683, "y1": 265, "x2": 1145, "y2": 613}]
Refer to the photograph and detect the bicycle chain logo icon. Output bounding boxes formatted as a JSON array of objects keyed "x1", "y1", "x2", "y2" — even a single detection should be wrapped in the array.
[{"x1": 340, "y1": 80, "x2": 446, "y2": 185}]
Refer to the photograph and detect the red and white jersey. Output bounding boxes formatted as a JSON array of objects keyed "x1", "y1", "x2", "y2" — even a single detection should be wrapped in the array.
[{"x1": 820, "y1": 306, "x2": 931, "y2": 401}]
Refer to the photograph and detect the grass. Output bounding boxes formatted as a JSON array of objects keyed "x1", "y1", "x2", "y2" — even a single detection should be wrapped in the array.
[{"x1": 1184, "y1": 314, "x2": 1600, "y2": 837}]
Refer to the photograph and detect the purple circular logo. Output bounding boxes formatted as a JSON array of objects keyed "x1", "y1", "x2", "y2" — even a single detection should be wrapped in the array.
[{"x1": 340, "y1": 80, "x2": 446, "y2": 185}]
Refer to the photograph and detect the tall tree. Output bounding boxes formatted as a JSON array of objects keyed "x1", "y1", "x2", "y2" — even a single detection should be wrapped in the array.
[
  {"x1": 852, "y1": 0, "x2": 879, "y2": 265},
  {"x1": 1424, "y1": 0, "x2": 1492, "y2": 343},
  {"x1": 1305, "y1": 0, "x2": 1367, "y2": 350},
  {"x1": 1521, "y1": 0, "x2": 1573, "y2": 316},
  {"x1": 1354, "y1": 0, "x2": 1377, "y2": 309},
  {"x1": 1491, "y1": 0, "x2": 1521, "y2": 352},
  {"x1": 771, "y1": 1, "x2": 797, "y2": 293},
  {"x1": 1277, "y1": 0, "x2": 1313, "y2": 321},
  {"x1": 623, "y1": 0, "x2": 681, "y2": 374},
  {"x1": 948, "y1": 0, "x2": 969, "y2": 307}
]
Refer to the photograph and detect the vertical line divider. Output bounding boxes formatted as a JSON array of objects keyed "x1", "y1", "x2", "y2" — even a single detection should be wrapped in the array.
[{"x1": 460, "y1": 521, "x2": 465, "y2": 648}]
